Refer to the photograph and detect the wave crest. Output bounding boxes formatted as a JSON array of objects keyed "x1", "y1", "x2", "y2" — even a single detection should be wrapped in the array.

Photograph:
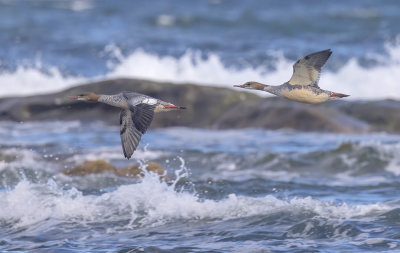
[
  {"x1": 0, "y1": 172, "x2": 391, "y2": 229},
  {"x1": 1, "y1": 42, "x2": 400, "y2": 99}
]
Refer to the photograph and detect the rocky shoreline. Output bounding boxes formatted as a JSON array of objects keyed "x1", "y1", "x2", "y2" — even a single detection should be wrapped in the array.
[{"x1": 1, "y1": 78, "x2": 399, "y2": 133}]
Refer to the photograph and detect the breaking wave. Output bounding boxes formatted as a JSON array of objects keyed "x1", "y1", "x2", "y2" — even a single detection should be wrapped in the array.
[
  {"x1": 0, "y1": 41, "x2": 399, "y2": 99},
  {"x1": 0, "y1": 173, "x2": 391, "y2": 229}
]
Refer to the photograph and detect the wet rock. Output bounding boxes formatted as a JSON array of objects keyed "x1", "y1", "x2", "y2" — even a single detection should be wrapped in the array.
[
  {"x1": 215, "y1": 97, "x2": 370, "y2": 133},
  {"x1": 0, "y1": 78, "x2": 399, "y2": 133},
  {"x1": 332, "y1": 100, "x2": 400, "y2": 132},
  {"x1": 62, "y1": 159, "x2": 167, "y2": 178},
  {"x1": 115, "y1": 161, "x2": 167, "y2": 178},
  {"x1": 0, "y1": 153, "x2": 17, "y2": 163},
  {"x1": 0, "y1": 78, "x2": 258, "y2": 128},
  {"x1": 333, "y1": 142, "x2": 354, "y2": 152},
  {"x1": 63, "y1": 160, "x2": 116, "y2": 176}
]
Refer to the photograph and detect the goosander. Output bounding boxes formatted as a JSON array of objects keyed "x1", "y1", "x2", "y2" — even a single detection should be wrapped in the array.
[
  {"x1": 234, "y1": 49, "x2": 349, "y2": 103},
  {"x1": 70, "y1": 91, "x2": 185, "y2": 159}
]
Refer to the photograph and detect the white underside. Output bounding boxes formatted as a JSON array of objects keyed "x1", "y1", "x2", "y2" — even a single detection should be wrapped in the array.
[{"x1": 281, "y1": 88, "x2": 329, "y2": 104}]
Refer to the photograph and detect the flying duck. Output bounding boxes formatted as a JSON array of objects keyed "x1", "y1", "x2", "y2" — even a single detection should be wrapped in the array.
[
  {"x1": 70, "y1": 91, "x2": 185, "y2": 159},
  {"x1": 234, "y1": 49, "x2": 349, "y2": 103}
]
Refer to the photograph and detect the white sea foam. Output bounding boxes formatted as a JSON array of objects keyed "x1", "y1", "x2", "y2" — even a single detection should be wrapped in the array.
[
  {"x1": 0, "y1": 172, "x2": 391, "y2": 228},
  {"x1": 106, "y1": 42, "x2": 400, "y2": 100},
  {"x1": 1, "y1": 42, "x2": 400, "y2": 99},
  {"x1": 0, "y1": 66, "x2": 86, "y2": 97},
  {"x1": 106, "y1": 48, "x2": 282, "y2": 89}
]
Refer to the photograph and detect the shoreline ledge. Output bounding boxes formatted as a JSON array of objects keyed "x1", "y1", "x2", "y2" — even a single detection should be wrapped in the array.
[{"x1": 0, "y1": 78, "x2": 399, "y2": 133}]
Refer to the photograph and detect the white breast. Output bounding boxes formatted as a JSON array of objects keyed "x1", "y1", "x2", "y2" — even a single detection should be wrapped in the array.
[{"x1": 281, "y1": 88, "x2": 329, "y2": 104}]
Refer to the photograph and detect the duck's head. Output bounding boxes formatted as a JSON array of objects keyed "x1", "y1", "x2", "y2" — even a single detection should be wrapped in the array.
[
  {"x1": 69, "y1": 92, "x2": 100, "y2": 102},
  {"x1": 234, "y1": 81, "x2": 266, "y2": 90}
]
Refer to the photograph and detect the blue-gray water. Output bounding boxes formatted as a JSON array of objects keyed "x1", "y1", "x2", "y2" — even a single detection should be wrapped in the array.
[
  {"x1": 1, "y1": 0, "x2": 399, "y2": 73},
  {"x1": 0, "y1": 0, "x2": 399, "y2": 98},
  {"x1": 2, "y1": 1, "x2": 400, "y2": 252},
  {"x1": 1, "y1": 121, "x2": 400, "y2": 252}
]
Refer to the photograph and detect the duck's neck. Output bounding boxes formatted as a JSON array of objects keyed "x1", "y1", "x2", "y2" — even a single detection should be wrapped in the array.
[
  {"x1": 251, "y1": 82, "x2": 269, "y2": 90},
  {"x1": 98, "y1": 94, "x2": 128, "y2": 108},
  {"x1": 262, "y1": 84, "x2": 281, "y2": 96},
  {"x1": 90, "y1": 93, "x2": 101, "y2": 101},
  {"x1": 252, "y1": 82, "x2": 277, "y2": 95}
]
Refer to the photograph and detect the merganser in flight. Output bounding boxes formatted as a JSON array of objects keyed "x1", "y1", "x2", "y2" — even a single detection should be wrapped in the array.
[
  {"x1": 70, "y1": 91, "x2": 185, "y2": 159},
  {"x1": 234, "y1": 49, "x2": 349, "y2": 103}
]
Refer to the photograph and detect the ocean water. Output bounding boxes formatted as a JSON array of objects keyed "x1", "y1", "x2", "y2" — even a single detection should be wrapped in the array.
[
  {"x1": 0, "y1": 0, "x2": 399, "y2": 98},
  {"x1": 2, "y1": 1, "x2": 400, "y2": 252},
  {"x1": 1, "y1": 122, "x2": 400, "y2": 252}
]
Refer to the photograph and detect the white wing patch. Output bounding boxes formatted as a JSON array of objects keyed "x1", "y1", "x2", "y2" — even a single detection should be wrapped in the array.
[{"x1": 142, "y1": 98, "x2": 157, "y2": 105}]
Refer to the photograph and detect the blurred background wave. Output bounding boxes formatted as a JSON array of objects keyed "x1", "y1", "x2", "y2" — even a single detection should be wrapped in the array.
[
  {"x1": 0, "y1": 0, "x2": 399, "y2": 98},
  {"x1": 1, "y1": 1, "x2": 400, "y2": 252}
]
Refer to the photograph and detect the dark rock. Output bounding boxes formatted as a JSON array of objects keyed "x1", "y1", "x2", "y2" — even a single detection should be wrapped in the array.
[
  {"x1": 0, "y1": 78, "x2": 259, "y2": 128},
  {"x1": 0, "y1": 153, "x2": 17, "y2": 163},
  {"x1": 215, "y1": 97, "x2": 370, "y2": 133},
  {"x1": 332, "y1": 100, "x2": 400, "y2": 132},
  {"x1": 63, "y1": 160, "x2": 116, "y2": 176},
  {"x1": 115, "y1": 161, "x2": 167, "y2": 179},
  {"x1": 0, "y1": 78, "x2": 400, "y2": 133},
  {"x1": 62, "y1": 159, "x2": 166, "y2": 178}
]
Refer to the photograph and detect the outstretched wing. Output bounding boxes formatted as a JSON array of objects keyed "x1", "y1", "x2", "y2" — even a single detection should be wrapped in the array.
[
  {"x1": 288, "y1": 49, "x2": 332, "y2": 87},
  {"x1": 119, "y1": 104, "x2": 155, "y2": 159}
]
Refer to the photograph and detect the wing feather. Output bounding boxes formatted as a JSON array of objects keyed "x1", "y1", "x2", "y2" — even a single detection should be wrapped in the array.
[
  {"x1": 119, "y1": 104, "x2": 155, "y2": 159},
  {"x1": 288, "y1": 49, "x2": 332, "y2": 87}
]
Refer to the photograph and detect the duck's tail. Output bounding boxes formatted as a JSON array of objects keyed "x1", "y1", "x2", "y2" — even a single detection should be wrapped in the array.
[
  {"x1": 155, "y1": 104, "x2": 186, "y2": 112},
  {"x1": 330, "y1": 92, "x2": 349, "y2": 98},
  {"x1": 163, "y1": 105, "x2": 186, "y2": 109}
]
